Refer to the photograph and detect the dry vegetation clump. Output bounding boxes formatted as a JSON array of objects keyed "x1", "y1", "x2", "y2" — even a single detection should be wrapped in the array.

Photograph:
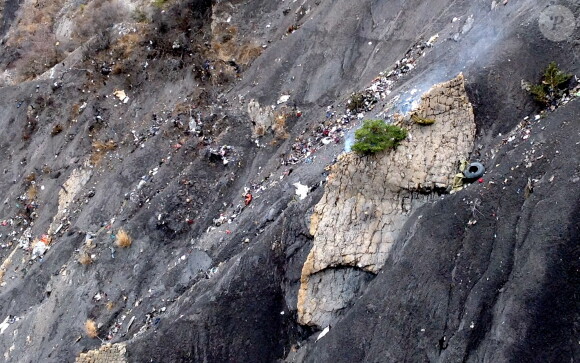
[
  {"x1": 173, "y1": 102, "x2": 193, "y2": 116},
  {"x1": 26, "y1": 185, "x2": 38, "y2": 200},
  {"x1": 22, "y1": 118, "x2": 38, "y2": 141},
  {"x1": 237, "y1": 43, "x2": 263, "y2": 65},
  {"x1": 85, "y1": 319, "x2": 98, "y2": 338},
  {"x1": 254, "y1": 124, "x2": 266, "y2": 137},
  {"x1": 73, "y1": 0, "x2": 127, "y2": 41},
  {"x1": 8, "y1": 0, "x2": 68, "y2": 80},
  {"x1": 71, "y1": 103, "x2": 82, "y2": 118},
  {"x1": 90, "y1": 140, "x2": 117, "y2": 165},
  {"x1": 112, "y1": 32, "x2": 143, "y2": 59},
  {"x1": 211, "y1": 24, "x2": 263, "y2": 66},
  {"x1": 115, "y1": 229, "x2": 132, "y2": 248},
  {"x1": 24, "y1": 173, "x2": 36, "y2": 183},
  {"x1": 211, "y1": 60, "x2": 238, "y2": 86},
  {"x1": 51, "y1": 124, "x2": 63, "y2": 136},
  {"x1": 78, "y1": 253, "x2": 93, "y2": 266},
  {"x1": 272, "y1": 112, "x2": 290, "y2": 140}
]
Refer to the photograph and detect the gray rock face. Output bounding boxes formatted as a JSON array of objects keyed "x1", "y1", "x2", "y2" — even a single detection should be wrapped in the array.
[{"x1": 0, "y1": 0, "x2": 577, "y2": 362}]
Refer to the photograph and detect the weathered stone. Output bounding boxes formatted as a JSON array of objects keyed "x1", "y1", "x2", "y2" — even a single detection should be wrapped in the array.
[
  {"x1": 247, "y1": 100, "x2": 274, "y2": 137},
  {"x1": 297, "y1": 74, "x2": 476, "y2": 327},
  {"x1": 49, "y1": 167, "x2": 92, "y2": 235},
  {"x1": 75, "y1": 343, "x2": 126, "y2": 363}
]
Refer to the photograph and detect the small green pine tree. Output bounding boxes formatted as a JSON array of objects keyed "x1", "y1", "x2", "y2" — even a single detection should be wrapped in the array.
[
  {"x1": 529, "y1": 62, "x2": 572, "y2": 104},
  {"x1": 352, "y1": 119, "x2": 407, "y2": 154},
  {"x1": 543, "y1": 62, "x2": 571, "y2": 89}
]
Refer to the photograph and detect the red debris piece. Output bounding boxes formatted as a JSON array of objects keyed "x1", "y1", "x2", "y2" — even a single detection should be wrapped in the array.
[
  {"x1": 478, "y1": 178, "x2": 484, "y2": 183},
  {"x1": 244, "y1": 193, "x2": 253, "y2": 206}
]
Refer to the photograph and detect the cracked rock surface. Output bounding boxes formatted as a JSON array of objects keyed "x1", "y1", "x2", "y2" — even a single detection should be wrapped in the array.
[{"x1": 298, "y1": 74, "x2": 476, "y2": 327}]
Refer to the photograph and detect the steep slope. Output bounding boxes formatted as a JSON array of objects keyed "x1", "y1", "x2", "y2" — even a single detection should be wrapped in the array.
[{"x1": 0, "y1": 0, "x2": 577, "y2": 362}]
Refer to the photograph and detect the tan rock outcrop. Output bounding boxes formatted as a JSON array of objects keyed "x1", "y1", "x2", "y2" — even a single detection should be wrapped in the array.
[
  {"x1": 247, "y1": 100, "x2": 274, "y2": 137},
  {"x1": 76, "y1": 343, "x2": 126, "y2": 363},
  {"x1": 298, "y1": 74, "x2": 476, "y2": 327}
]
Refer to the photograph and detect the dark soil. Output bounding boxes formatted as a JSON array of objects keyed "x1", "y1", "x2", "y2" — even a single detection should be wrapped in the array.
[{"x1": 0, "y1": 0, "x2": 578, "y2": 362}]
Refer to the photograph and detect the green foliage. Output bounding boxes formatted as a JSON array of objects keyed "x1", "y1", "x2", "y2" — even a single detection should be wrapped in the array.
[
  {"x1": 529, "y1": 84, "x2": 547, "y2": 103},
  {"x1": 348, "y1": 92, "x2": 365, "y2": 111},
  {"x1": 347, "y1": 92, "x2": 377, "y2": 112},
  {"x1": 529, "y1": 62, "x2": 572, "y2": 104},
  {"x1": 152, "y1": 0, "x2": 168, "y2": 8},
  {"x1": 543, "y1": 62, "x2": 571, "y2": 88},
  {"x1": 132, "y1": 9, "x2": 148, "y2": 23},
  {"x1": 411, "y1": 113, "x2": 436, "y2": 125},
  {"x1": 352, "y1": 119, "x2": 407, "y2": 154}
]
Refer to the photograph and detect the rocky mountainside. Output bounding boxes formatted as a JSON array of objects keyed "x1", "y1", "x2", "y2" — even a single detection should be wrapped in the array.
[{"x1": 0, "y1": 0, "x2": 578, "y2": 362}]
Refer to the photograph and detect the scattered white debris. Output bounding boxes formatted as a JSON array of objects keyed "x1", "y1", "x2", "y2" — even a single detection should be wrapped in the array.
[
  {"x1": 470, "y1": 321, "x2": 475, "y2": 329},
  {"x1": 293, "y1": 182, "x2": 309, "y2": 200},
  {"x1": 31, "y1": 241, "x2": 48, "y2": 259},
  {"x1": 462, "y1": 15, "x2": 475, "y2": 34},
  {"x1": 113, "y1": 90, "x2": 129, "y2": 103},
  {"x1": 0, "y1": 317, "x2": 9, "y2": 334},
  {"x1": 321, "y1": 137, "x2": 333, "y2": 145},
  {"x1": 427, "y1": 34, "x2": 439, "y2": 46},
  {"x1": 277, "y1": 95, "x2": 290, "y2": 104},
  {"x1": 126, "y1": 316, "x2": 135, "y2": 333},
  {"x1": 316, "y1": 326, "x2": 330, "y2": 341}
]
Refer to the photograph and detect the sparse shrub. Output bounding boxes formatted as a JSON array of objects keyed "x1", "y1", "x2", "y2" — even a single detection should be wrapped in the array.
[
  {"x1": 71, "y1": 103, "x2": 81, "y2": 117},
  {"x1": 273, "y1": 111, "x2": 290, "y2": 140},
  {"x1": 106, "y1": 301, "x2": 115, "y2": 311},
  {"x1": 254, "y1": 124, "x2": 266, "y2": 137},
  {"x1": 90, "y1": 140, "x2": 117, "y2": 165},
  {"x1": 211, "y1": 23, "x2": 262, "y2": 67},
  {"x1": 352, "y1": 119, "x2": 407, "y2": 155},
  {"x1": 347, "y1": 92, "x2": 377, "y2": 112},
  {"x1": 132, "y1": 9, "x2": 149, "y2": 23},
  {"x1": 85, "y1": 319, "x2": 98, "y2": 338},
  {"x1": 411, "y1": 113, "x2": 436, "y2": 125},
  {"x1": 115, "y1": 229, "x2": 132, "y2": 248},
  {"x1": 78, "y1": 253, "x2": 93, "y2": 265},
  {"x1": 22, "y1": 118, "x2": 38, "y2": 140},
  {"x1": 25, "y1": 173, "x2": 36, "y2": 183},
  {"x1": 8, "y1": 0, "x2": 67, "y2": 80},
  {"x1": 26, "y1": 185, "x2": 38, "y2": 200},
  {"x1": 152, "y1": 0, "x2": 168, "y2": 8},
  {"x1": 74, "y1": 0, "x2": 127, "y2": 41},
  {"x1": 210, "y1": 60, "x2": 237, "y2": 86},
  {"x1": 51, "y1": 124, "x2": 63, "y2": 136},
  {"x1": 237, "y1": 43, "x2": 263, "y2": 65},
  {"x1": 529, "y1": 62, "x2": 572, "y2": 105}
]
